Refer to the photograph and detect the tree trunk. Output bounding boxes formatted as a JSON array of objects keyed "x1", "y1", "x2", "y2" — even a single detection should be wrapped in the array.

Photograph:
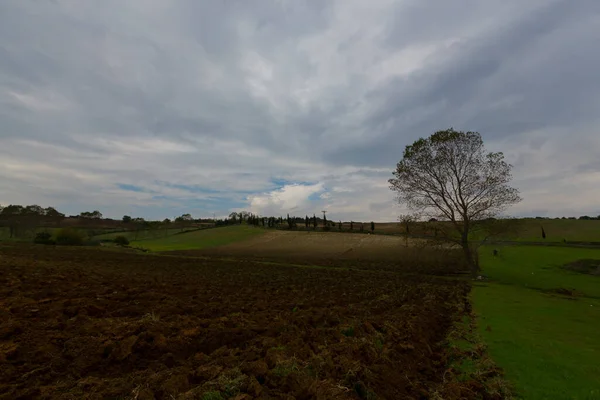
[
  {"x1": 460, "y1": 221, "x2": 479, "y2": 275},
  {"x1": 461, "y1": 240, "x2": 479, "y2": 275}
]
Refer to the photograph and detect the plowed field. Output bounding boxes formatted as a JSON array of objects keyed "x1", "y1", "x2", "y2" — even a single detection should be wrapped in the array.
[{"x1": 1, "y1": 244, "x2": 470, "y2": 399}]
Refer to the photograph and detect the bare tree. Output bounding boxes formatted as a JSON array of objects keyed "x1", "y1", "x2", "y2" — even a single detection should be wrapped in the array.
[
  {"x1": 389, "y1": 128, "x2": 522, "y2": 273},
  {"x1": 398, "y1": 213, "x2": 417, "y2": 247}
]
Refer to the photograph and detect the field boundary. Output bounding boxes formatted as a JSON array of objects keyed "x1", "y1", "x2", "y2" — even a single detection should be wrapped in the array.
[{"x1": 436, "y1": 306, "x2": 514, "y2": 399}]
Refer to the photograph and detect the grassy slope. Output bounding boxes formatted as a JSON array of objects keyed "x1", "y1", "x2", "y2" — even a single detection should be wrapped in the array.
[
  {"x1": 474, "y1": 246, "x2": 600, "y2": 399},
  {"x1": 481, "y1": 246, "x2": 600, "y2": 297},
  {"x1": 133, "y1": 225, "x2": 265, "y2": 251},
  {"x1": 511, "y1": 219, "x2": 600, "y2": 242},
  {"x1": 92, "y1": 228, "x2": 184, "y2": 241}
]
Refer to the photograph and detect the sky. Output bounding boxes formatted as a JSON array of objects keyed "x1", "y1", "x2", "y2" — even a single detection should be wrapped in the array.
[{"x1": 1, "y1": 0, "x2": 599, "y2": 221}]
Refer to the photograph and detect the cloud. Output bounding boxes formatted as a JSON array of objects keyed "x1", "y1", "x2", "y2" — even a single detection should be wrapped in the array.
[
  {"x1": 247, "y1": 183, "x2": 325, "y2": 216},
  {"x1": 1, "y1": 0, "x2": 599, "y2": 220}
]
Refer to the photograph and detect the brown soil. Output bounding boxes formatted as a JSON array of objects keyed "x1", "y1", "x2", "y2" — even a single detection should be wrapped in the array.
[
  {"x1": 162, "y1": 232, "x2": 466, "y2": 277},
  {"x1": 1, "y1": 243, "x2": 470, "y2": 399},
  {"x1": 562, "y1": 259, "x2": 600, "y2": 276},
  {"x1": 543, "y1": 288, "x2": 584, "y2": 298}
]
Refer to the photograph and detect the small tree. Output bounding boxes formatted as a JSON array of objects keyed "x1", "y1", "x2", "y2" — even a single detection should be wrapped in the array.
[
  {"x1": 398, "y1": 214, "x2": 415, "y2": 235},
  {"x1": 305, "y1": 215, "x2": 309, "y2": 229},
  {"x1": 312, "y1": 214, "x2": 317, "y2": 230},
  {"x1": 34, "y1": 231, "x2": 55, "y2": 245},
  {"x1": 122, "y1": 215, "x2": 132, "y2": 223},
  {"x1": 398, "y1": 213, "x2": 417, "y2": 246},
  {"x1": 55, "y1": 228, "x2": 85, "y2": 246},
  {"x1": 175, "y1": 213, "x2": 194, "y2": 231},
  {"x1": 370, "y1": 221, "x2": 375, "y2": 233},
  {"x1": 389, "y1": 128, "x2": 521, "y2": 274},
  {"x1": 114, "y1": 235, "x2": 130, "y2": 246}
]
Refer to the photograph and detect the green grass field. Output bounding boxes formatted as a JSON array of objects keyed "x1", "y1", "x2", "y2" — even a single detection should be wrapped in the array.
[
  {"x1": 132, "y1": 225, "x2": 265, "y2": 251},
  {"x1": 509, "y1": 219, "x2": 600, "y2": 243},
  {"x1": 480, "y1": 246, "x2": 600, "y2": 297},
  {"x1": 92, "y1": 227, "x2": 185, "y2": 241},
  {"x1": 474, "y1": 246, "x2": 600, "y2": 399}
]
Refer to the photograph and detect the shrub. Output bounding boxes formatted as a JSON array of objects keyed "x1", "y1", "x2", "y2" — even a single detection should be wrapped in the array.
[
  {"x1": 55, "y1": 228, "x2": 85, "y2": 246},
  {"x1": 34, "y1": 231, "x2": 55, "y2": 245},
  {"x1": 114, "y1": 235, "x2": 130, "y2": 246}
]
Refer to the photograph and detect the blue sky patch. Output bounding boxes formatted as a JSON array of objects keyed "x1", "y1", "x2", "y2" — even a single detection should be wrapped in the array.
[
  {"x1": 117, "y1": 183, "x2": 147, "y2": 192},
  {"x1": 270, "y1": 178, "x2": 317, "y2": 189},
  {"x1": 157, "y1": 181, "x2": 222, "y2": 194},
  {"x1": 308, "y1": 192, "x2": 323, "y2": 201}
]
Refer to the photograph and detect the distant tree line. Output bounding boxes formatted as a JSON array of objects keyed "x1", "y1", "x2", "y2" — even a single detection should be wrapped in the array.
[
  {"x1": 0, "y1": 204, "x2": 222, "y2": 239},
  {"x1": 534, "y1": 215, "x2": 600, "y2": 220},
  {"x1": 0, "y1": 203, "x2": 381, "y2": 236},
  {"x1": 0, "y1": 204, "x2": 66, "y2": 238},
  {"x1": 226, "y1": 210, "x2": 376, "y2": 234}
]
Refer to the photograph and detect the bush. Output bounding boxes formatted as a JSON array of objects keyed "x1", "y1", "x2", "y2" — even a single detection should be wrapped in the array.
[
  {"x1": 114, "y1": 235, "x2": 130, "y2": 246},
  {"x1": 55, "y1": 228, "x2": 85, "y2": 246},
  {"x1": 34, "y1": 231, "x2": 55, "y2": 245}
]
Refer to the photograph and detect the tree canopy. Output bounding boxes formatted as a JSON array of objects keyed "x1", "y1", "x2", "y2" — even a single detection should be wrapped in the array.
[
  {"x1": 79, "y1": 210, "x2": 103, "y2": 219},
  {"x1": 389, "y1": 128, "x2": 522, "y2": 271}
]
